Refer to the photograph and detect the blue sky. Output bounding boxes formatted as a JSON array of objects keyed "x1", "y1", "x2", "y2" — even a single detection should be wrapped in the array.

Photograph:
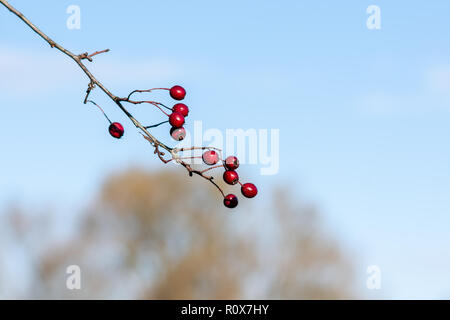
[{"x1": 1, "y1": 0, "x2": 450, "y2": 298}]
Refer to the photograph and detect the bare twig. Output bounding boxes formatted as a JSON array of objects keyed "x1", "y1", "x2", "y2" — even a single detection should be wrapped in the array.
[
  {"x1": 122, "y1": 100, "x2": 171, "y2": 116},
  {"x1": 126, "y1": 88, "x2": 169, "y2": 101},
  {"x1": 83, "y1": 81, "x2": 96, "y2": 104},
  {"x1": 0, "y1": 1, "x2": 171, "y2": 151},
  {"x1": 145, "y1": 120, "x2": 169, "y2": 129},
  {"x1": 200, "y1": 164, "x2": 225, "y2": 174},
  {"x1": 0, "y1": 0, "x2": 228, "y2": 198},
  {"x1": 79, "y1": 49, "x2": 110, "y2": 62}
]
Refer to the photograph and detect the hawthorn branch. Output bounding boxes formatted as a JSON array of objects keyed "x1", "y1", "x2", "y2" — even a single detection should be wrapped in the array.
[
  {"x1": 0, "y1": 0, "x2": 171, "y2": 153},
  {"x1": 0, "y1": 0, "x2": 228, "y2": 198}
]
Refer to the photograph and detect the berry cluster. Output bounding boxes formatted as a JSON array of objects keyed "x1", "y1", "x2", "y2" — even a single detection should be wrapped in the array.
[
  {"x1": 167, "y1": 86, "x2": 188, "y2": 142},
  {"x1": 202, "y1": 151, "x2": 258, "y2": 208},
  {"x1": 88, "y1": 85, "x2": 257, "y2": 209},
  {"x1": 89, "y1": 85, "x2": 191, "y2": 142}
]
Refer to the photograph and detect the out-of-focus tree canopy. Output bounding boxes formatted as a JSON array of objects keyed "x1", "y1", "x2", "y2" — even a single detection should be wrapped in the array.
[{"x1": 0, "y1": 168, "x2": 354, "y2": 299}]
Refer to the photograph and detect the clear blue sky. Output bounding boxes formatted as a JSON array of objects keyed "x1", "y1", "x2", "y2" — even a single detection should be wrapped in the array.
[{"x1": 1, "y1": 0, "x2": 450, "y2": 298}]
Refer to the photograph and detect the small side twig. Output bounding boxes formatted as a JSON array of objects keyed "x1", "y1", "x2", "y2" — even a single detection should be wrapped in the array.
[
  {"x1": 83, "y1": 81, "x2": 96, "y2": 104},
  {"x1": 79, "y1": 49, "x2": 110, "y2": 62}
]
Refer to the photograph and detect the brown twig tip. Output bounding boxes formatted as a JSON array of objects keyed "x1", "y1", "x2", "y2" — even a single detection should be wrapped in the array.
[{"x1": 79, "y1": 49, "x2": 110, "y2": 62}]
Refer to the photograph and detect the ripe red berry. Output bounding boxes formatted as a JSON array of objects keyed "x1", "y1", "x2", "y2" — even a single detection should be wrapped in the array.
[
  {"x1": 109, "y1": 122, "x2": 124, "y2": 139},
  {"x1": 223, "y1": 194, "x2": 238, "y2": 208},
  {"x1": 225, "y1": 156, "x2": 239, "y2": 170},
  {"x1": 223, "y1": 170, "x2": 239, "y2": 185},
  {"x1": 170, "y1": 127, "x2": 186, "y2": 141},
  {"x1": 169, "y1": 112, "x2": 185, "y2": 128},
  {"x1": 172, "y1": 103, "x2": 189, "y2": 117},
  {"x1": 202, "y1": 150, "x2": 219, "y2": 165},
  {"x1": 170, "y1": 85, "x2": 186, "y2": 100},
  {"x1": 241, "y1": 183, "x2": 258, "y2": 198}
]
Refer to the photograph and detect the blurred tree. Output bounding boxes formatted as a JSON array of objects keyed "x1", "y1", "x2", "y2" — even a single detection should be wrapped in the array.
[
  {"x1": 267, "y1": 190, "x2": 354, "y2": 299},
  {"x1": 0, "y1": 168, "x2": 354, "y2": 299}
]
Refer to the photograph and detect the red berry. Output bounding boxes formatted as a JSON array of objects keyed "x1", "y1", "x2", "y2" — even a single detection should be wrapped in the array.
[
  {"x1": 225, "y1": 156, "x2": 239, "y2": 170},
  {"x1": 241, "y1": 183, "x2": 258, "y2": 198},
  {"x1": 223, "y1": 170, "x2": 239, "y2": 185},
  {"x1": 202, "y1": 150, "x2": 219, "y2": 165},
  {"x1": 170, "y1": 85, "x2": 186, "y2": 100},
  {"x1": 172, "y1": 103, "x2": 189, "y2": 117},
  {"x1": 170, "y1": 127, "x2": 186, "y2": 141},
  {"x1": 169, "y1": 112, "x2": 185, "y2": 128},
  {"x1": 109, "y1": 122, "x2": 124, "y2": 139},
  {"x1": 223, "y1": 194, "x2": 238, "y2": 208}
]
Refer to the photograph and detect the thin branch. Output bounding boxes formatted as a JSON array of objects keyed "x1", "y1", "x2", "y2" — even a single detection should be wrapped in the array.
[
  {"x1": 145, "y1": 120, "x2": 169, "y2": 129},
  {"x1": 0, "y1": 0, "x2": 230, "y2": 199},
  {"x1": 86, "y1": 100, "x2": 112, "y2": 124},
  {"x1": 122, "y1": 100, "x2": 171, "y2": 116},
  {"x1": 200, "y1": 164, "x2": 225, "y2": 174},
  {"x1": 177, "y1": 146, "x2": 222, "y2": 152},
  {"x1": 0, "y1": 0, "x2": 172, "y2": 154},
  {"x1": 177, "y1": 161, "x2": 225, "y2": 198},
  {"x1": 126, "y1": 88, "x2": 169, "y2": 101}
]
